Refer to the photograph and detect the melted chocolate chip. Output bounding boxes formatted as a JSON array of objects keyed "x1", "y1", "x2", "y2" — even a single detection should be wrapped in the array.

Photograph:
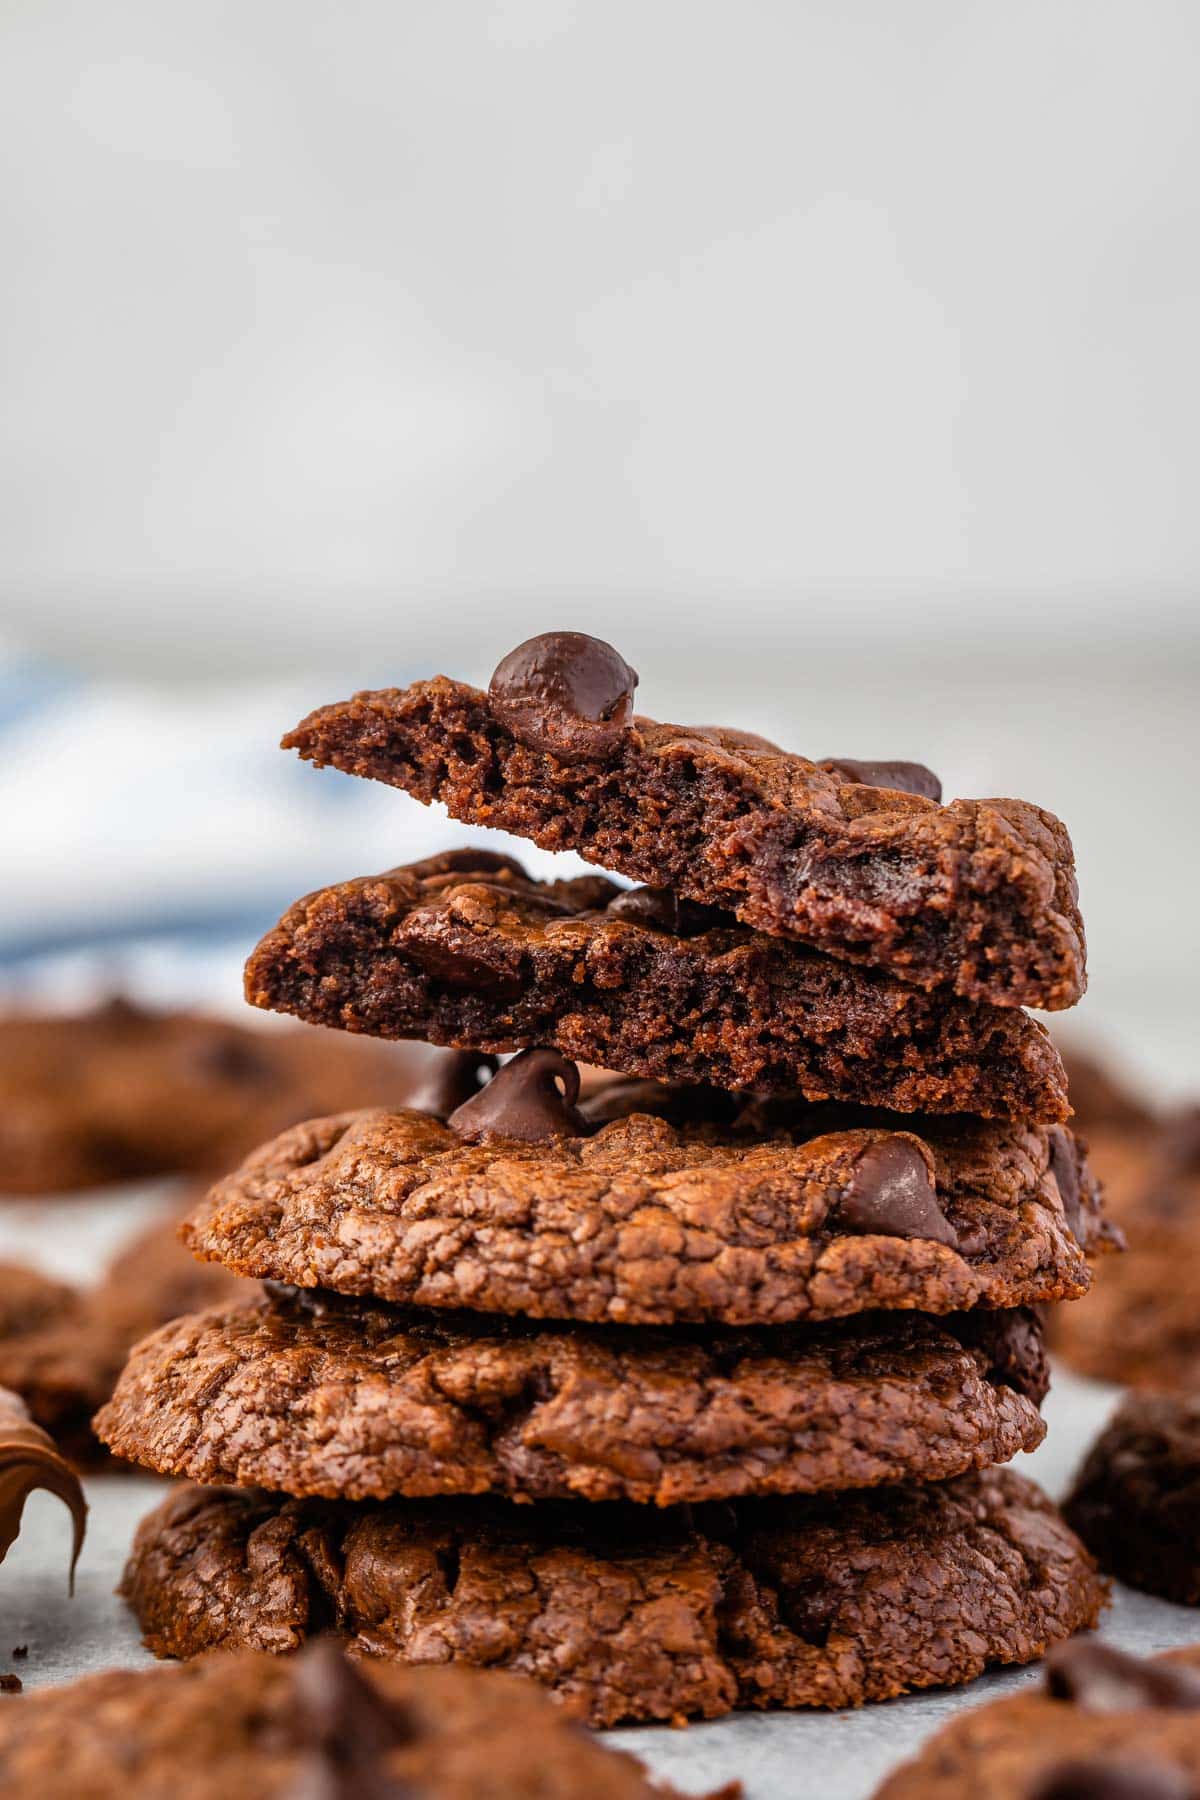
[
  {"x1": 489, "y1": 632, "x2": 638, "y2": 762},
  {"x1": 0, "y1": 1386, "x2": 87, "y2": 1592},
  {"x1": 1048, "y1": 1126, "x2": 1083, "y2": 1240},
  {"x1": 605, "y1": 886, "x2": 733, "y2": 937},
  {"x1": 837, "y1": 1137, "x2": 959, "y2": 1248},
  {"x1": 1045, "y1": 1640, "x2": 1200, "y2": 1713},
  {"x1": 263, "y1": 1282, "x2": 336, "y2": 1319},
  {"x1": 401, "y1": 1050, "x2": 499, "y2": 1120},
  {"x1": 448, "y1": 1047, "x2": 588, "y2": 1144},
  {"x1": 955, "y1": 1307, "x2": 1049, "y2": 1406},
  {"x1": 824, "y1": 759, "x2": 943, "y2": 802},
  {"x1": 287, "y1": 1642, "x2": 413, "y2": 1798},
  {"x1": 1029, "y1": 1758, "x2": 1195, "y2": 1800},
  {"x1": 577, "y1": 1076, "x2": 738, "y2": 1129},
  {"x1": 293, "y1": 1641, "x2": 413, "y2": 1758}
]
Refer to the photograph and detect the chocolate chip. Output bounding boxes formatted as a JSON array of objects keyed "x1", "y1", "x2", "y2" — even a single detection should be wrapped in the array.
[
  {"x1": 1044, "y1": 1640, "x2": 1200, "y2": 1713},
  {"x1": 578, "y1": 1077, "x2": 677, "y2": 1125},
  {"x1": 448, "y1": 1047, "x2": 588, "y2": 1144},
  {"x1": 1048, "y1": 1126, "x2": 1083, "y2": 1239},
  {"x1": 292, "y1": 1640, "x2": 414, "y2": 1760},
  {"x1": 1028, "y1": 1757, "x2": 1195, "y2": 1800},
  {"x1": 578, "y1": 1076, "x2": 741, "y2": 1129},
  {"x1": 837, "y1": 1137, "x2": 959, "y2": 1248},
  {"x1": 0, "y1": 1674, "x2": 22, "y2": 1695},
  {"x1": 605, "y1": 886, "x2": 732, "y2": 937},
  {"x1": 824, "y1": 759, "x2": 942, "y2": 802},
  {"x1": 779, "y1": 1580, "x2": 837, "y2": 1648},
  {"x1": 263, "y1": 1281, "x2": 336, "y2": 1319},
  {"x1": 402, "y1": 1049, "x2": 500, "y2": 1120},
  {"x1": 953, "y1": 1307, "x2": 1049, "y2": 1406},
  {"x1": 489, "y1": 632, "x2": 638, "y2": 762}
]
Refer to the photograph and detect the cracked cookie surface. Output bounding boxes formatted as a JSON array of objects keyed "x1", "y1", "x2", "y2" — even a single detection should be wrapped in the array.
[
  {"x1": 120, "y1": 1467, "x2": 1106, "y2": 1726},
  {"x1": 182, "y1": 1104, "x2": 1110, "y2": 1327},
  {"x1": 94, "y1": 1289, "x2": 1048, "y2": 1505}
]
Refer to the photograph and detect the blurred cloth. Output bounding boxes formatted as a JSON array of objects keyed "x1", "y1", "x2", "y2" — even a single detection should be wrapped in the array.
[{"x1": 0, "y1": 654, "x2": 592, "y2": 993}]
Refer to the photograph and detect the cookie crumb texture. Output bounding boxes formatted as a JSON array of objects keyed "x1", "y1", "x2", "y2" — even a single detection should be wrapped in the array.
[
  {"x1": 93, "y1": 1293, "x2": 1047, "y2": 1506},
  {"x1": 875, "y1": 1644, "x2": 1200, "y2": 1799},
  {"x1": 1063, "y1": 1393, "x2": 1200, "y2": 1605},
  {"x1": 245, "y1": 855, "x2": 1069, "y2": 1121},
  {"x1": 0, "y1": 1651, "x2": 685, "y2": 1799},
  {"x1": 121, "y1": 1468, "x2": 1106, "y2": 1726},
  {"x1": 282, "y1": 677, "x2": 1086, "y2": 1011},
  {"x1": 183, "y1": 1106, "x2": 1107, "y2": 1327}
]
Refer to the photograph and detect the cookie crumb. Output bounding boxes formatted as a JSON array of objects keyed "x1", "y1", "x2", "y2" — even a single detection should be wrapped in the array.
[{"x1": 11, "y1": 1645, "x2": 27, "y2": 1658}]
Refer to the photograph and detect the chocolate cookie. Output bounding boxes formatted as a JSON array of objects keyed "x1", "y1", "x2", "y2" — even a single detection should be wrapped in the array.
[
  {"x1": 1063, "y1": 1394, "x2": 1200, "y2": 1605},
  {"x1": 0, "y1": 1642, "x2": 691, "y2": 1799},
  {"x1": 120, "y1": 1467, "x2": 1106, "y2": 1725},
  {"x1": 876, "y1": 1639, "x2": 1200, "y2": 1799},
  {"x1": 0, "y1": 1212, "x2": 245, "y2": 1464},
  {"x1": 182, "y1": 1098, "x2": 1110, "y2": 1327},
  {"x1": 245, "y1": 850, "x2": 1069, "y2": 1121},
  {"x1": 0, "y1": 1000, "x2": 422, "y2": 1193},
  {"x1": 93, "y1": 1289, "x2": 1047, "y2": 1506},
  {"x1": 282, "y1": 633, "x2": 1085, "y2": 1010},
  {"x1": 0, "y1": 1264, "x2": 73, "y2": 1340}
]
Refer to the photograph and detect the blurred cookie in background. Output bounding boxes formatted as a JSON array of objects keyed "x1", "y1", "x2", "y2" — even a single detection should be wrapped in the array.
[
  {"x1": 875, "y1": 1639, "x2": 1200, "y2": 1799},
  {"x1": 0, "y1": 999, "x2": 426, "y2": 1194},
  {"x1": 1052, "y1": 1041, "x2": 1198, "y2": 1390},
  {"x1": 1064, "y1": 1391, "x2": 1200, "y2": 1605},
  {"x1": 0, "y1": 1202, "x2": 245, "y2": 1465},
  {"x1": 1059, "y1": 1041, "x2": 1158, "y2": 1215}
]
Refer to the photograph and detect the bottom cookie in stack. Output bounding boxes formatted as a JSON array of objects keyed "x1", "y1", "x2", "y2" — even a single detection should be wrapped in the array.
[
  {"x1": 96, "y1": 1282, "x2": 1105, "y2": 1726},
  {"x1": 118, "y1": 1466, "x2": 1105, "y2": 1727}
]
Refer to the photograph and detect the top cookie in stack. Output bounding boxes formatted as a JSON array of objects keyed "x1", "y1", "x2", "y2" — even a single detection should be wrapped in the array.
[{"x1": 98, "y1": 633, "x2": 1113, "y2": 1726}]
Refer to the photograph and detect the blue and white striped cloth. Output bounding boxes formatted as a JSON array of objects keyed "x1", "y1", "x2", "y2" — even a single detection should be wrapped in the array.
[{"x1": 0, "y1": 651, "x2": 591, "y2": 1003}]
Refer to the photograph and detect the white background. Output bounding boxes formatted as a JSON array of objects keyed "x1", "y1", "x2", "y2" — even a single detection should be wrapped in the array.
[{"x1": 0, "y1": 0, "x2": 1197, "y2": 1079}]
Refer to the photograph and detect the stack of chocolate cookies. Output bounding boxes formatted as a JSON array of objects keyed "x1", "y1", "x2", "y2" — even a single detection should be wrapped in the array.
[{"x1": 98, "y1": 633, "x2": 1115, "y2": 1727}]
